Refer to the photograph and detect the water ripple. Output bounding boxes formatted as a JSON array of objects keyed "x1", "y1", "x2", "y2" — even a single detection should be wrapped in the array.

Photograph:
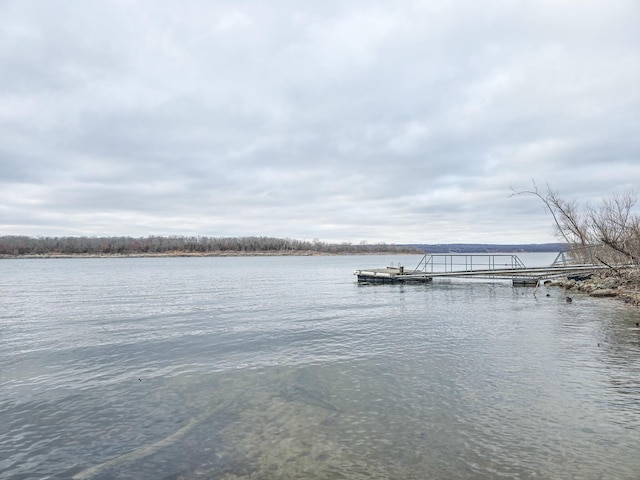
[{"x1": 1, "y1": 256, "x2": 640, "y2": 479}]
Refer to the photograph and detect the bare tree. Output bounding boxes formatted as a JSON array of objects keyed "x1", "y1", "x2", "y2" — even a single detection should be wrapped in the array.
[
  {"x1": 512, "y1": 181, "x2": 640, "y2": 266},
  {"x1": 589, "y1": 190, "x2": 640, "y2": 264},
  {"x1": 511, "y1": 181, "x2": 589, "y2": 246}
]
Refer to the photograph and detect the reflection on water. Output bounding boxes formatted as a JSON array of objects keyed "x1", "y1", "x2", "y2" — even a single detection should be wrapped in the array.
[{"x1": 1, "y1": 256, "x2": 640, "y2": 479}]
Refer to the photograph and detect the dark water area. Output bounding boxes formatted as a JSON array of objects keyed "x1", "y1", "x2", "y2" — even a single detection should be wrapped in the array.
[{"x1": 1, "y1": 255, "x2": 640, "y2": 479}]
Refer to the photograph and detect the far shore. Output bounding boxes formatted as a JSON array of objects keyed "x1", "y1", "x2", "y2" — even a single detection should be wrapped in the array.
[{"x1": 0, "y1": 250, "x2": 419, "y2": 259}]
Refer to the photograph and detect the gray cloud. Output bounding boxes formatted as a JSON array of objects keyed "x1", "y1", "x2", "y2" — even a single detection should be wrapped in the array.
[{"x1": 1, "y1": 0, "x2": 638, "y2": 243}]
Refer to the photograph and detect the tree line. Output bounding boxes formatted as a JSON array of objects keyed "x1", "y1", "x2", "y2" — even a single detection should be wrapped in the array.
[{"x1": 0, "y1": 235, "x2": 423, "y2": 256}]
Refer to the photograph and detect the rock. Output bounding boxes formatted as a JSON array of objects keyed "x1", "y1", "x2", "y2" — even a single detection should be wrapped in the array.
[
  {"x1": 546, "y1": 268, "x2": 640, "y2": 308},
  {"x1": 589, "y1": 289, "x2": 618, "y2": 298},
  {"x1": 598, "y1": 278, "x2": 620, "y2": 289},
  {"x1": 576, "y1": 283, "x2": 591, "y2": 292},
  {"x1": 619, "y1": 291, "x2": 640, "y2": 306}
]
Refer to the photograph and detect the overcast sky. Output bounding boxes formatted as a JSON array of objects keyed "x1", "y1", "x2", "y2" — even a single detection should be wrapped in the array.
[{"x1": 1, "y1": 1, "x2": 638, "y2": 244}]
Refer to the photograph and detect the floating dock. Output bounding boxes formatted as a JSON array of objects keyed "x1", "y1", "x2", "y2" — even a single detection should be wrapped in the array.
[
  {"x1": 354, "y1": 266, "x2": 432, "y2": 284},
  {"x1": 355, "y1": 253, "x2": 615, "y2": 286}
]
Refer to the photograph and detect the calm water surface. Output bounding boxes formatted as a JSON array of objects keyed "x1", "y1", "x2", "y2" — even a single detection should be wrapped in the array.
[{"x1": 1, "y1": 254, "x2": 640, "y2": 479}]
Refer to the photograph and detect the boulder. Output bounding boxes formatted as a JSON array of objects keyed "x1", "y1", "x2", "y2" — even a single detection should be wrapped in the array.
[
  {"x1": 598, "y1": 278, "x2": 620, "y2": 289},
  {"x1": 589, "y1": 289, "x2": 618, "y2": 298},
  {"x1": 579, "y1": 283, "x2": 596, "y2": 293}
]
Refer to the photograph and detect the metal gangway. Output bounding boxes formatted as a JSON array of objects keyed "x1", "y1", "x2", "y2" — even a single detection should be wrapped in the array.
[
  {"x1": 415, "y1": 253, "x2": 527, "y2": 274},
  {"x1": 355, "y1": 248, "x2": 621, "y2": 285}
]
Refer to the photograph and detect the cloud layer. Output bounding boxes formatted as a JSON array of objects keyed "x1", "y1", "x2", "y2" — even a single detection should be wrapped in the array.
[{"x1": 1, "y1": 0, "x2": 639, "y2": 243}]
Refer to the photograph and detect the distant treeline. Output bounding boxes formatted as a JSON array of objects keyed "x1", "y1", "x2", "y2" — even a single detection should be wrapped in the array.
[
  {"x1": 413, "y1": 243, "x2": 566, "y2": 253},
  {"x1": 0, "y1": 235, "x2": 423, "y2": 256}
]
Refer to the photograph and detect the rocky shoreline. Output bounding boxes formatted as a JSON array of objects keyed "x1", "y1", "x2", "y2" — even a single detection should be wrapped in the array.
[{"x1": 546, "y1": 268, "x2": 640, "y2": 307}]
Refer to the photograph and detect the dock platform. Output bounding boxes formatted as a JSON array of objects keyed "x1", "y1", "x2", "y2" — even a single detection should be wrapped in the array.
[
  {"x1": 354, "y1": 267, "x2": 432, "y2": 284},
  {"x1": 355, "y1": 253, "x2": 619, "y2": 286}
]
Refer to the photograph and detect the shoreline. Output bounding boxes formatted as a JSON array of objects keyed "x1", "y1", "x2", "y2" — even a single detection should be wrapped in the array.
[
  {"x1": 546, "y1": 269, "x2": 640, "y2": 307},
  {"x1": 0, "y1": 250, "x2": 419, "y2": 260}
]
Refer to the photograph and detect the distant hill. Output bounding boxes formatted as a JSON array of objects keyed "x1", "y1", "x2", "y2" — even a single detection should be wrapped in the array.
[{"x1": 407, "y1": 243, "x2": 566, "y2": 253}]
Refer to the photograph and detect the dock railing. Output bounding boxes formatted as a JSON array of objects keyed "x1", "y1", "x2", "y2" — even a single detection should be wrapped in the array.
[
  {"x1": 414, "y1": 254, "x2": 527, "y2": 274},
  {"x1": 551, "y1": 244, "x2": 638, "y2": 268},
  {"x1": 550, "y1": 245, "x2": 598, "y2": 267}
]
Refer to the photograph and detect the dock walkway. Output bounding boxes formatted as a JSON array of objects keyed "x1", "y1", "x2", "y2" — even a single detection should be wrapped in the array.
[{"x1": 355, "y1": 253, "x2": 624, "y2": 286}]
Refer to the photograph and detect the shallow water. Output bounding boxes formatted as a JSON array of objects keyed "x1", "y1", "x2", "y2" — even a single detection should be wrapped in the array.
[{"x1": 1, "y1": 254, "x2": 640, "y2": 479}]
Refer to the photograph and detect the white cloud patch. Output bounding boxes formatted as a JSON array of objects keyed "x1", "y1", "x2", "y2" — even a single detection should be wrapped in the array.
[{"x1": 0, "y1": 0, "x2": 638, "y2": 243}]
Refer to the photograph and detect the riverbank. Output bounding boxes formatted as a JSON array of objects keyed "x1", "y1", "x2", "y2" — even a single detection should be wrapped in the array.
[
  {"x1": 0, "y1": 250, "x2": 419, "y2": 260},
  {"x1": 547, "y1": 268, "x2": 640, "y2": 307},
  {"x1": 0, "y1": 250, "x2": 330, "y2": 259}
]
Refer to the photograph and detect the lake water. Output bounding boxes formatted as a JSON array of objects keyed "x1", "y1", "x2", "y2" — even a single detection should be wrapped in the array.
[{"x1": 2, "y1": 254, "x2": 640, "y2": 479}]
